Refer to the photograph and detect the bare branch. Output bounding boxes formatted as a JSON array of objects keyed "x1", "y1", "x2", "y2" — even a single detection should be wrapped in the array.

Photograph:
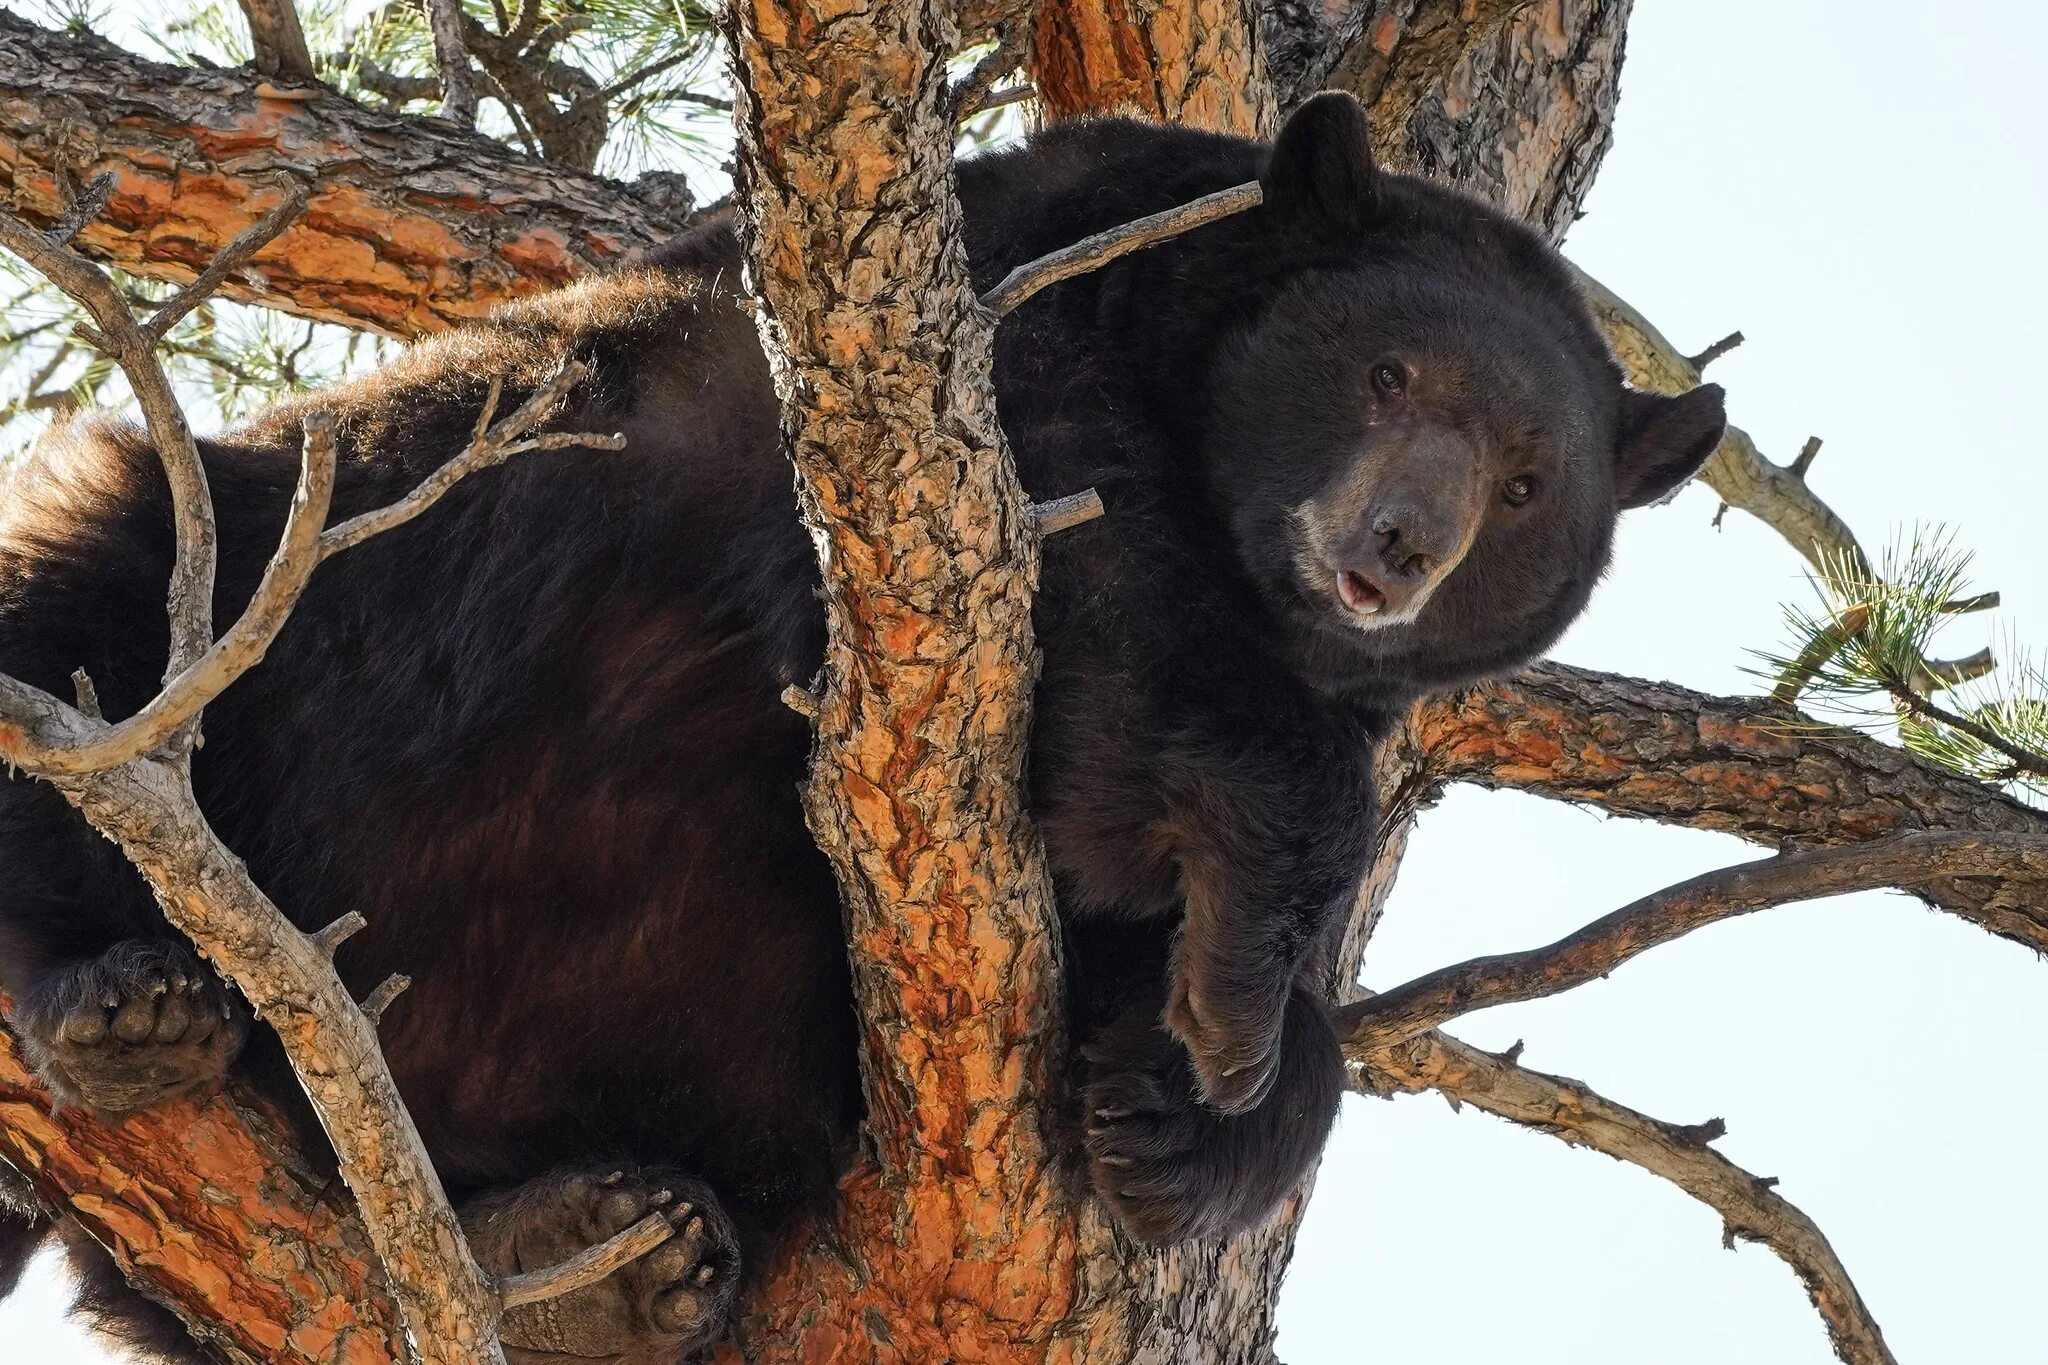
[
  {"x1": 424, "y1": 0, "x2": 480, "y2": 126},
  {"x1": 1413, "y1": 663, "x2": 2048, "y2": 951},
  {"x1": 319, "y1": 362, "x2": 623, "y2": 556},
  {"x1": 236, "y1": 0, "x2": 317, "y2": 84},
  {"x1": 499, "y1": 1213, "x2": 673, "y2": 1309},
  {"x1": 312, "y1": 911, "x2": 368, "y2": 957},
  {"x1": 1686, "y1": 329, "x2": 1745, "y2": 371},
  {"x1": 1943, "y1": 592, "x2": 2002, "y2": 616},
  {"x1": 1029, "y1": 487, "x2": 1105, "y2": 536},
  {"x1": 70, "y1": 670, "x2": 102, "y2": 722},
  {"x1": 1353, "y1": 1030, "x2": 1897, "y2": 1365},
  {"x1": 1338, "y1": 831, "x2": 2048, "y2": 1053},
  {"x1": 1576, "y1": 269, "x2": 1992, "y2": 692},
  {"x1": 358, "y1": 973, "x2": 411, "y2": 1028},
  {"x1": 1789, "y1": 434, "x2": 1823, "y2": 480},
  {"x1": 980, "y1": 181, "x2": 1264, "y2": 319},
  {"x1": 143, "y1": 180, "x2": 309, "y2": 342}
]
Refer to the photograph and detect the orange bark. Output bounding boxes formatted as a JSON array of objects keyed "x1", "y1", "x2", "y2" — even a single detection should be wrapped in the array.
[
  {"x1": 0, "y1": 1015, "x2": 403, "y2": 1364},
  {"x1": 1032, "y1": 0, "x2": 1274, "y2": 135},
  {"x1": 0, "y1": 13, "x2": 679, "y2": 336}
]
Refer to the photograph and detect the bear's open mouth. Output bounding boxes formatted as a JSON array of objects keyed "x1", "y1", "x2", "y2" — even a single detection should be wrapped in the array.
[{"x1": 1336, "y1": 570, "x2": 1386, "y2": 617}]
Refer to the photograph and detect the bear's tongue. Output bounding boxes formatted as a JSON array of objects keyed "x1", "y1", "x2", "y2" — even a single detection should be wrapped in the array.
[{"x1": 1338, "y1": 570, "x2": 1385, "y2": 616}]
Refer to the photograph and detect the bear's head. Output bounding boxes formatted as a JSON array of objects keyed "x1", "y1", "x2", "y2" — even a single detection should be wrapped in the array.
[{"x1": 1208, "y1": 93, "x2": 1726, "y2": 696}]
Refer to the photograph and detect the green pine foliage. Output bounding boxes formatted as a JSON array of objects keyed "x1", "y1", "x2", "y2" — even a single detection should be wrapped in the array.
[{"x1": 1756, "y1": 531, "x2": 2048, "y2": 804}]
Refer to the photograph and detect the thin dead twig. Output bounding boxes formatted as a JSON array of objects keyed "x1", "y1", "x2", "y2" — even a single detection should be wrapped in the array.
[
  {"x1": 1337, "y1": 830, "x2": 2048, "y2": 1053},
  {"x1": 0, "y1": 362, "x2": 619, "y2": 776},
  {"x1": 980, "y1": 181, "x2": 1264, "y2": 319},
  {"x1": 1353, "y1": 1029, "x2": 1896, "y2": 1365},
  {"x1": 320, "y1": 365, "x2": 623, "y2": 555}
]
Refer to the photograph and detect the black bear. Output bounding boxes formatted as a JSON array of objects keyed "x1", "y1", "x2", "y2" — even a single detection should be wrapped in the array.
[{"x1": 0, "y1": 93, "x2": 1723, "y2": 1362}]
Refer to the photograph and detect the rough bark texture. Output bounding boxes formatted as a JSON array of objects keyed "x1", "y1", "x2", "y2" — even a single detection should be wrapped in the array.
[
  {"x1": 1033, "y1": 0, "x2": 1277, "y2": 135},
  {"x1": 0, "y1": 12, "x2": 686, "y2": 336},
  {"x1": 0, "y1": 1021, "x2": 405, "y2": 1364},
  {"x1": 720, "y1": 0, "x2": 1109, "y2": 1359},
  {"x1": 235, "y1": 0, "x2": 317, "y2": 84},
  {"x1": 1266, "y1": 0, "x2": 1630, "y2": 242}
]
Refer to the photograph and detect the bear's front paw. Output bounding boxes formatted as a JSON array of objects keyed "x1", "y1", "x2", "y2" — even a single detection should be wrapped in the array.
[
  {"x1": 1164, "y1": 952, "x2": 1288, "y2": 1116},
  {"x1": 1081, "y1": 1002, "x2": 1336, "y2": 1246},
  {"x1": 11, "y1": 941, "x2": 245, "y2": 1116}
]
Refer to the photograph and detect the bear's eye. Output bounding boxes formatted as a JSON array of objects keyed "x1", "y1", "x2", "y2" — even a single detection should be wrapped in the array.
[
  {"x1": 1371, "y1": 363, "x2": 1406, "y2": 397},
  {"x1": 1502, "y1": 475, "x2": 1537, "y2": 507}
]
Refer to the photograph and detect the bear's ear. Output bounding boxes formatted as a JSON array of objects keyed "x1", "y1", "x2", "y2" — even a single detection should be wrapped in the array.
[
  {"x1": 1261, "y1": 92, "x2": 1380, "y2": 240},
  {"x1": 1612, "y1": 383, "x2": 1726, "y2": 509}
]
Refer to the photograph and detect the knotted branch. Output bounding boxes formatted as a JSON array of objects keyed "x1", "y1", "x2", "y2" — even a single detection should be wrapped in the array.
[{"x1": 1352, "y1": 1029, "x2": 1896, "y2": 1365}]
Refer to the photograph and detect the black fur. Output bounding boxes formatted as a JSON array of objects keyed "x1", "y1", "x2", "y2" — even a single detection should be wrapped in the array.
[{"x1": 0, "y1": 94, "x2": 1722, "y2": 1360}]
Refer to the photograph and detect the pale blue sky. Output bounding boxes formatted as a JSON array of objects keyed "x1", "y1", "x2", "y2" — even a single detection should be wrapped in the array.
[{"x1": 6, "y1": 2, "x2": 2045, "y2": 1360}]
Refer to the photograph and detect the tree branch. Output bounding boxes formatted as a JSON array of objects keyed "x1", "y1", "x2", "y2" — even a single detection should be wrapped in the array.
[
  {"x1": 721, "y1": 0, "x2": 1093, "y2": 1349},
  {"x1": 1877, "y1": 670, "x2": 2048, "y2": 781},
  {"x1": 1352, "y1": 1029, "x2": 1897, "y2": 1365},
  {"x1": 1412, "y1": 663, "x2": 2048, "y2": 952},
  {"x1": 0, "y1": 12, "x2": 685, "y2": 335},
  {"x1": 980, "y1": 181, "x2": 1264, "y2": 318},
  {"x1": 1575, "y1": 270, "x2": 1992, "y2": 691},
  {"x1": 236, "y1": 0, "x2": 317, "y2": 85},
  {"x1": 0, "y1": 1022, "x2": 408, "y2": 1361},
  {"x1": 0, "y1": 178, "x2": 622, "y2": 1364},
  {"x1": 498, "y1": 1214, "x2": 672, "y2": 1310},
  {"x1": 1338, "y1": 831, "x2": 2048, "y2": 1053},
  {"x1": 1292, "y1": 0, "x2": 1535, "y2": 136},
  {"x1": 1033, "y1": 0, "x2": 1275, "y2": 135},
  {"x1": 424, "y1": 0, "x2": 480, "y2": 127}
]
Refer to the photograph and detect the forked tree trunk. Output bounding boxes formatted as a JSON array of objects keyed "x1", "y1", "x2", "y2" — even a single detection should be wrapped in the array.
[{"x1": 0, "y1": 5, "x2": 1630, "y2": 1362}]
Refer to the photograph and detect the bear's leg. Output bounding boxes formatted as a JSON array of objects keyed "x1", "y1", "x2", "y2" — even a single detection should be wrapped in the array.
[
  {"x1": 463, "y1": 1167, "x2": 742, "y2": 1365},
  {"x1": 9, "y1": 940, "x2": 246, "y2": 1117},
  {"x1": 1081, "y1": 984, "x2": 1343, "y2": 1245}
]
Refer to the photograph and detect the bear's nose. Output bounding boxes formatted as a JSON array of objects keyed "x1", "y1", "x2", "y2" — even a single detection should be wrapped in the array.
[{"x1": 1370, "y1": 509, "x2": 1444, "y2": 582}]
